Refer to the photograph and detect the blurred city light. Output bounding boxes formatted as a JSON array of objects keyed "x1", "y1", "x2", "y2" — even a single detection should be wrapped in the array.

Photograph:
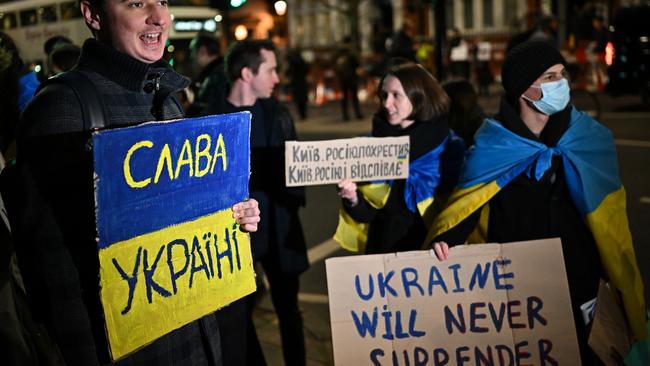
[
  {"x1": 204, "y1": 19, "x2": 217, "y2": 32},
  {"x1": 274, "y1": 1, "x2": 287, "y2": 16},
  {"x1": 606, "y1": 42, "x2": 614, "y2": 66},
  {"x1": 230, "y1": 0, "x2": 246, "y2": 8},
  {"x1": 235, "y1": 25, "x2": 248, "y2": 40}
]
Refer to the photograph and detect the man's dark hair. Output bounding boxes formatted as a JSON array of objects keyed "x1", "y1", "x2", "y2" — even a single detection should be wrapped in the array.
[
  {"x1": 190, "y1": 32, "x2": 220, "y2": 57},
  {"x1": 44, "y1": 35, "x2": 73, "y2": 55},
  {"x1": 224, "y1": 39, "x2": 276, "y2": 83},
  {"x1": 50, "y1": 43, "x2": 81, "y2": 73}
]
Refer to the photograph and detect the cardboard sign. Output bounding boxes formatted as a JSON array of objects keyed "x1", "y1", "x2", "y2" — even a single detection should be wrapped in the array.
[
  {"x1": 93, "y1": 112, "x2": 256, "y2": 360},
  {"x1": 588, "y1": 280, "x2": 632, "y2": 366},
  {"x1": 326, "y1": 238, "x2": 581, "y2": 365},
  {"x1": 285, "y1": 136, "x2": 409, "y2": 187}
]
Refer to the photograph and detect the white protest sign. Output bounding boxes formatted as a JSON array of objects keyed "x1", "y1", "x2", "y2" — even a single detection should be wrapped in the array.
[
  {"x1": 326, "y1": 238, "x2": 581, "y2": 365},
  {"x1": 285, "y1": 137, "x2": 409, "y2": 187}
]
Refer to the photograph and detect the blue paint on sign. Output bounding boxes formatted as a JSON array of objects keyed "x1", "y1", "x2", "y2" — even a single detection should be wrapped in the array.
[{"x1": 93, "y1": 112, "x2": 251, "y2": 248}]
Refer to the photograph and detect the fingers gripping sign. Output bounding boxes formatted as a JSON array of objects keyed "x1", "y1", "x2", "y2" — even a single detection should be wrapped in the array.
[
  {"x1": 338, "y1": 179, "x2": 359, "y2": 206},
  {"x1": 232, "y1": 199, "x2": 261, "y2": 232},
  {"x1": 433, "y1": 241, "x2": 450, "y2": 261}
]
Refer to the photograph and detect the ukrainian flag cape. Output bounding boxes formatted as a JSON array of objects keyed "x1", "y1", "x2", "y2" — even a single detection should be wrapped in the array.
[
  {"x1": 425, "y1": 107, "x2": 646, "y2": 340},
  {"x1": 334, "y1": 133, "x2": 462, "y2": 254}
]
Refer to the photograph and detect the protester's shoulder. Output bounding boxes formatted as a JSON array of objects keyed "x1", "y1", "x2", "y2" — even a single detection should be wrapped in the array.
[
  {"x1": 261, "y1": 98, "x2": 298, "y2": 139},
  {"x1": 259, "y1": 97, "x2": 284, "y2": 115},
  {"x1": 276, "y1": 100, "x2": 293, "y2": 117},
  {"x1": 201, "y1": 66, "x2": 229, "y2": 92},
  {"x1": 21, "y1": 78, "x2": 84, "y2": 137},
  {"x1": 275, "y1": 101, "x2": 296, "y2": 125},
  {"x1": 571, "y1": 106, "x2": 611, "y2": 131}
]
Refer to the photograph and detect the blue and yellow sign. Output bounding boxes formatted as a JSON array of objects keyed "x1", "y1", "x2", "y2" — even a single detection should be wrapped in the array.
[{"x1": 93, "y1": 112, "x2": 254, "y2": 360}]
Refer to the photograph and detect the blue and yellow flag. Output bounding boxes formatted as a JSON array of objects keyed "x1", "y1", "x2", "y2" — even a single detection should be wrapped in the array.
[
  {"x1": 334, "y1": 133, "x2": 464, "y2": 253},
  {"x1": 93, "y1": 112, "x2": 256, "y2": 359},
  {"x1": 425, "y1": 107, "x2": 646, "y2": 341}
]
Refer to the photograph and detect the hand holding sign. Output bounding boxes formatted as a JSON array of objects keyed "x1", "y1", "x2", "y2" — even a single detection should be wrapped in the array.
[
  {"x1": 433, "y1": 241, "x2": 450, "y2": 261},
  {"x1": 232, "y1": 199, "x2": 261, "y2": 232},
  {"x1": 337, "y1": 179, "x2": 359, "y2": 206}
]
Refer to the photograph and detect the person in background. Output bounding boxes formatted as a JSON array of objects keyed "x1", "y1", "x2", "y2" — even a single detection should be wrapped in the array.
[
  {"x1": 336, "y1": 62, "x2": 465, "y2": 254},
  {"x1": 588, "y1": 15, "x2": 608, "y2": 91},
  {"x1": 442, "y1": 79, "x2": 485, "y2": 146},
  {"x1": 529, "y1": 15, "x2": 559, "y2": 47},
  {"x1": 448, "y1": 28, "x2": 470, "y2": 80},
  {"x1": 386, "y1": 23, "x2": 416, "y2": 62},
  {"x1": 13, "y1": 0, "x2": 260, "y2": 365},
  {"x1": 43, "y1": 35, "x2": 73, "y2": 78},
  {"x1": 43, "y1": 35, "x2": 72, "y2": 57},
  {"x1": 0, "y1": 31, "x2": 46, "y2": 366},
  {"x1": 473, "y1": 37, "x2": 493, "y2": 97},
  {"x1": 0, "y1": 32, "x2": 23, "y2": 160},
  {"x1": 429, "y1": 41, "x2": 646, "y2": 364},
  {"x1": 187, "y1": 31, "x2": 226, "y2": 116},
  {"x1": 507, "y1": 14, "x2": 558, "y2": 52},
  {"x1": 334, "y1": 38, "x2": 364, "y2": 121},
  {"x1": 48, "y1": 43, "x2": 81, "y2": 75},
  {"x1": 0, "y1": 32, "x2": 39, "y2": 117},
  {"x1": 210, "y1": 39, "x2": 309, "y2": 366},
  {"x1": 286, "y1": 48, "x2": 309, "y2": 120}
]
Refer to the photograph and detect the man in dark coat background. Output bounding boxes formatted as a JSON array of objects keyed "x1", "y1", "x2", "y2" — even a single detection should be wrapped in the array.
[
  {"x1": 334, "y1": 38, "x2": 363, "y2": 121},
  {"x1": 11, "y1": 0, "x2": 260, "y2": 365},
  {"x1": 187, "y1": 31, "x2": 227, "y2": 116},
  {"x1": 286, "y1": 48, "x2": 309, "y2": 120},
  {"x1": 206, "y1": 39, "x2": 309, "y2": 366}
]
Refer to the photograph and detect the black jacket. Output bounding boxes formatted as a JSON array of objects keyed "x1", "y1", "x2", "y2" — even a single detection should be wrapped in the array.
[
  {"x1": 187, "y1": 57, "x2": 228, "y2": 117},
  {"x1": 14, "y1": 39, "x2": 223, "y2": 366},
  {"x1": 344, "y1": 114, "x2": 454, "y2": 254},
  {"x1": 212, "y1": 98, "x2": 309, "y2": 274}
]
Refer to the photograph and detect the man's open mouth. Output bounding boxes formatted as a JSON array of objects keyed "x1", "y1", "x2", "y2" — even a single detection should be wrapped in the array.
[{"x1": 140, "y1": 33, "x2": 162, "y2": 46}]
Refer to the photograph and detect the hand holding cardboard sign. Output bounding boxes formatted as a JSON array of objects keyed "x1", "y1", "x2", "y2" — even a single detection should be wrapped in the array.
[
  {"x1": 338, "y1": 179, "x2": 359, "y2": 206},
  {"x1": 433, "y1": 241, "x2": 450, "y2": 260},
  {"x1": 232, "y1": 199, "x2": 261, "y2": 232}
]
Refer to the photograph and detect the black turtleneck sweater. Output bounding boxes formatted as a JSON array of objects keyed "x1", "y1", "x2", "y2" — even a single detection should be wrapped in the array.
[{"x1": 344, "y1": 114, "x2": 452, "y2": 254}]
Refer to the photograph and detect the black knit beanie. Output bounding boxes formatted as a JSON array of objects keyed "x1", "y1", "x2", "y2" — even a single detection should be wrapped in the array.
[{"x1": 501, "y1": 40, "x2": 567, "y2": 102}]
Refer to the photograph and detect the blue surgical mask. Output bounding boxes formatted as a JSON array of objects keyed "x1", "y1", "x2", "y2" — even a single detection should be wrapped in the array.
[{"x1": 523, "y1": 78, "x2": 571, "y2": 115}]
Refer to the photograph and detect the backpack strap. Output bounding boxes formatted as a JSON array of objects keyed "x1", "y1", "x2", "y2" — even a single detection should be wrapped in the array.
[{"x1": 38, "y1": 71, "x2": 107, "y2": 131}]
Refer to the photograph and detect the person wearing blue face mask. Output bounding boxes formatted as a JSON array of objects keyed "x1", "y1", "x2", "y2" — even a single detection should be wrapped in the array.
[
  {"x1": 520, "y1": 69, "x2": 571, "y2": 116},
  {"x1": 427, "y1": 40, "x2": 646, "y2": 364}
]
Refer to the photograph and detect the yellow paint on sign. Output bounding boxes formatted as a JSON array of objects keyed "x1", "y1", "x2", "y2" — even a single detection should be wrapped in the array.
[{"x1": 99, "y1": 209, "x2": 255, "y2": 360}]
